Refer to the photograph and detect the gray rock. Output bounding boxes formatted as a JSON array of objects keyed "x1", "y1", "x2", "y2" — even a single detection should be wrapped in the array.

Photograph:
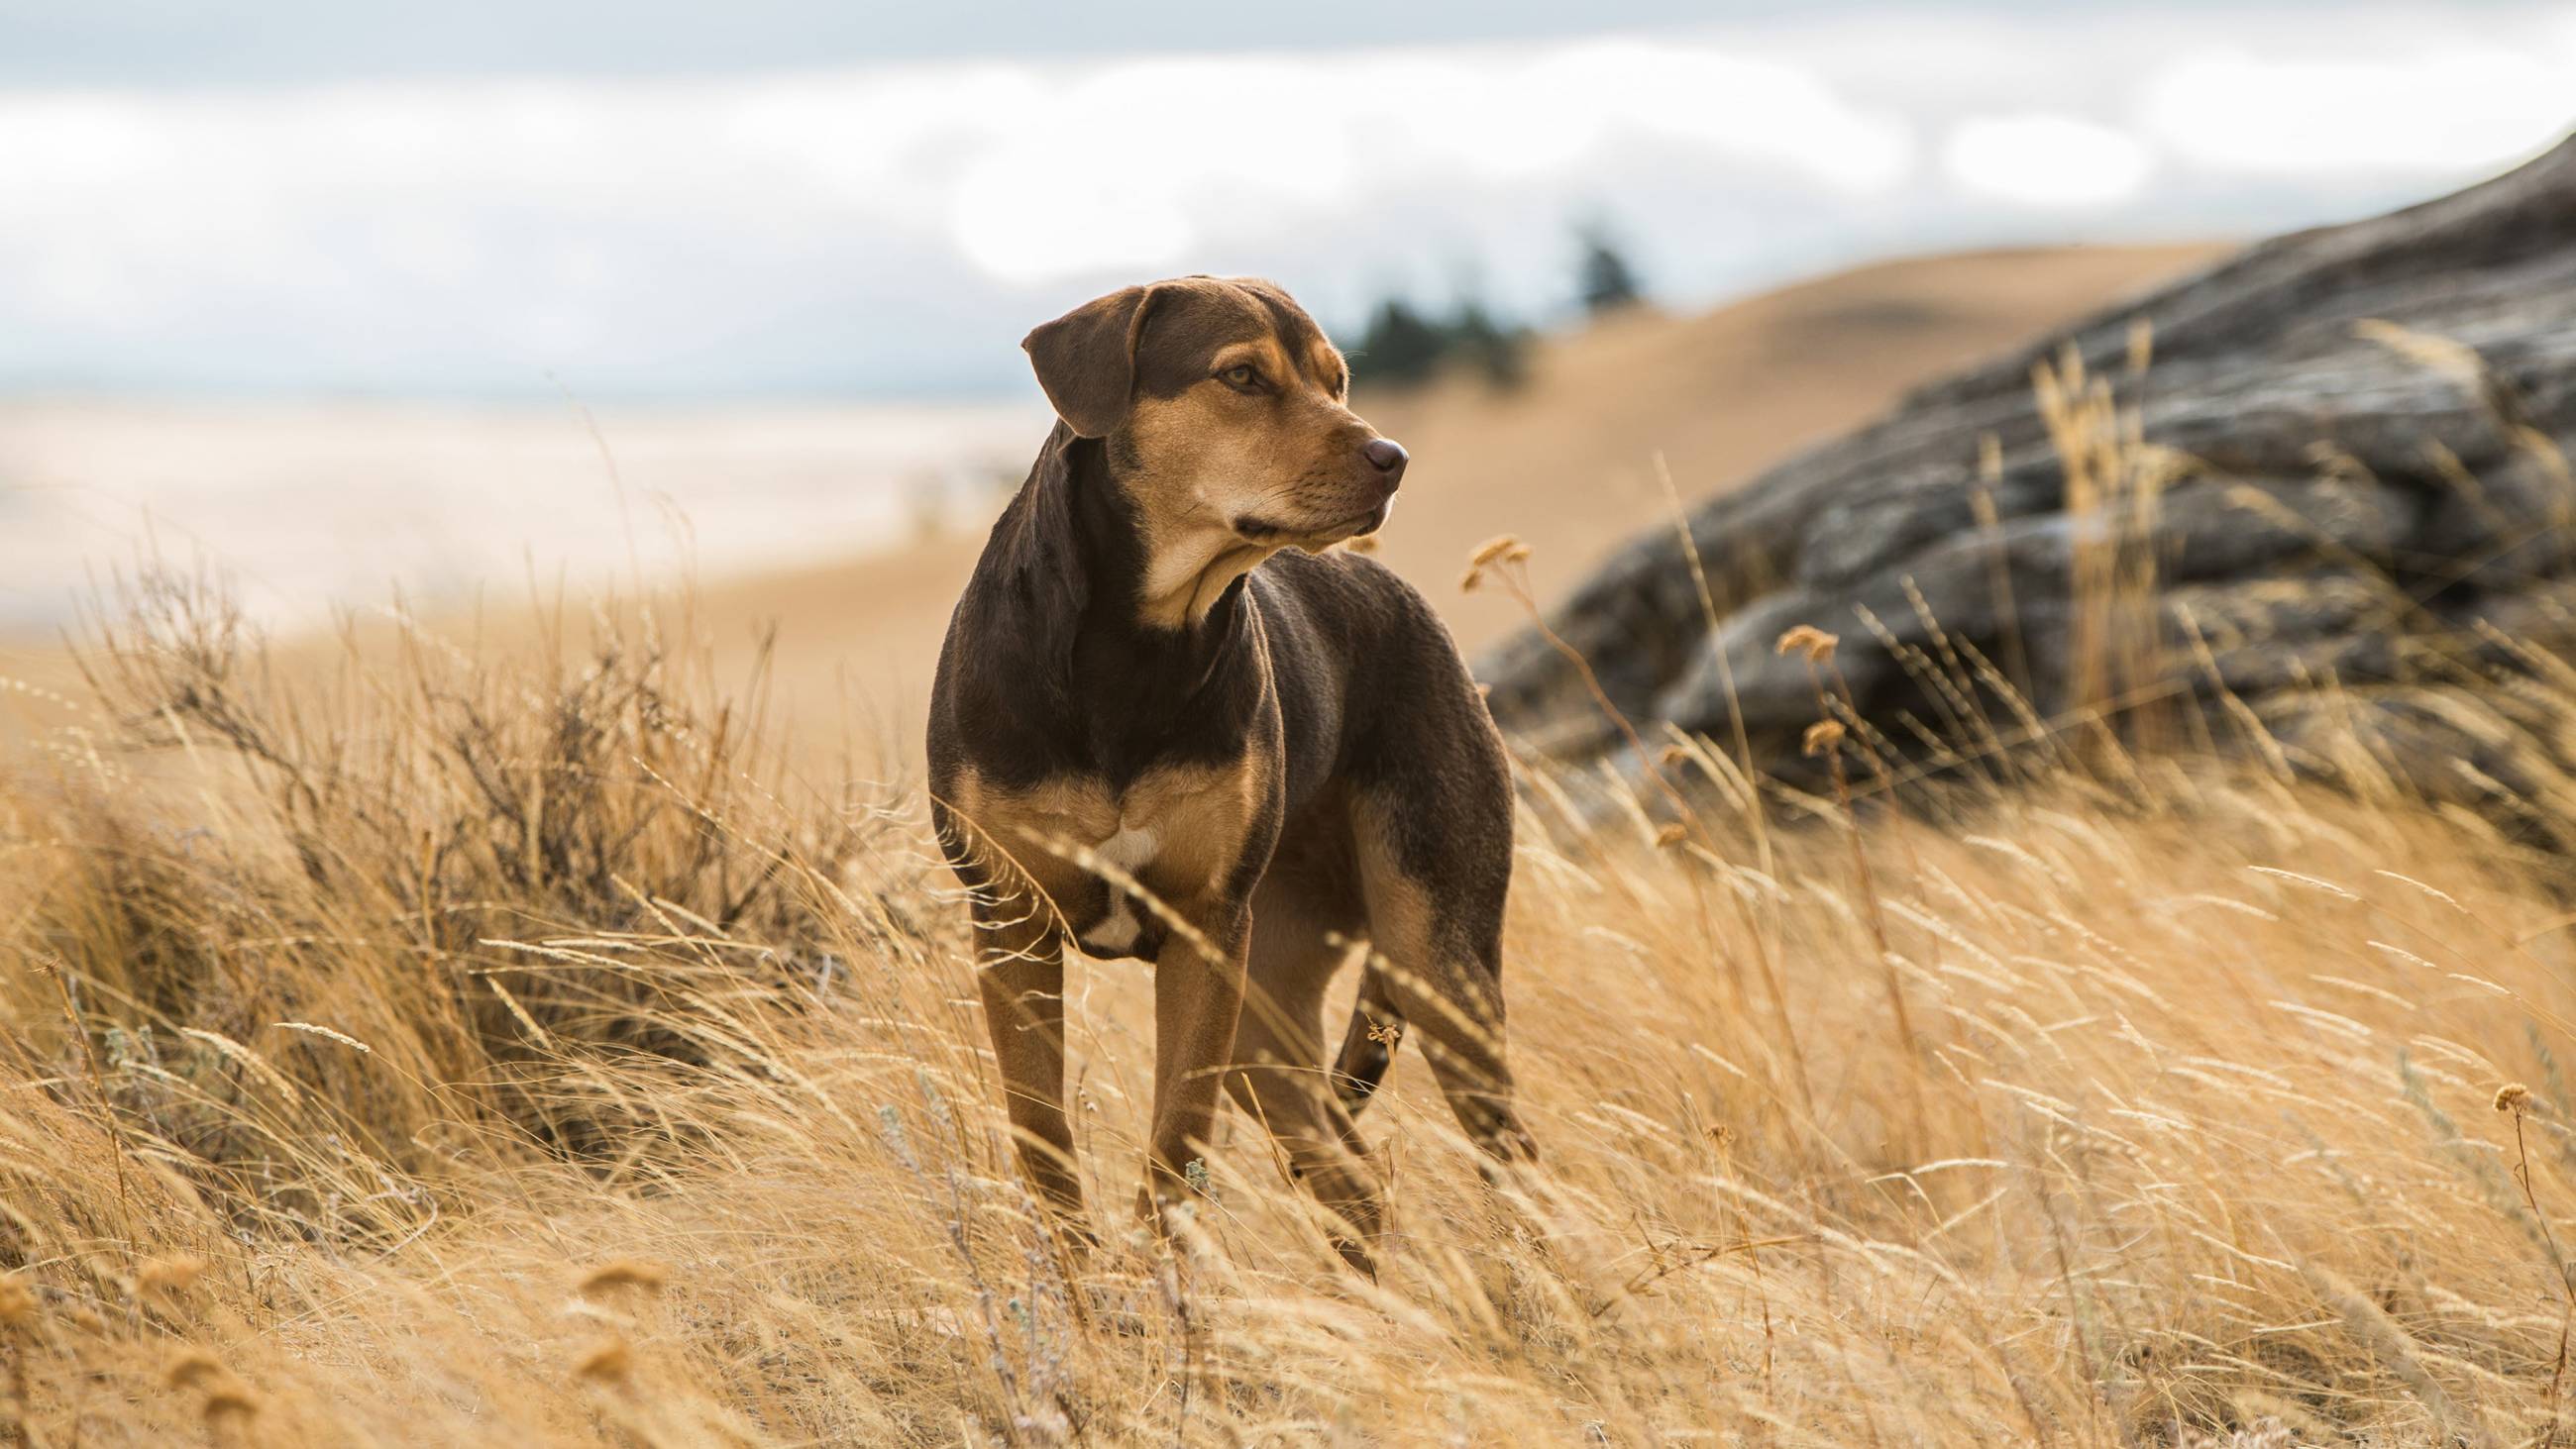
[{"x1": 1481, "y1": 132, "x2": 2576, "y2": 820}]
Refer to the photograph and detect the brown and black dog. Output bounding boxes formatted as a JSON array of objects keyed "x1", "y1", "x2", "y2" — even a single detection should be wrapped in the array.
[{"x1": 927, "y1": 275, "x2": 1533, "y2": 1271}]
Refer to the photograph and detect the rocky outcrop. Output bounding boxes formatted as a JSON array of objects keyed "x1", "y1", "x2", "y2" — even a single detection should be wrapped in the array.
[{"x1": 1480, "y1": 134, "x2": 2576, "y2": 825}]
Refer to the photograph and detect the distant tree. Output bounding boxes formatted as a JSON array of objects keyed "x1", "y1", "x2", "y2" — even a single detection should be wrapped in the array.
[
  {"x1": 1447, "y1": 300, "x2": 1532, "y2": 391},
  {"x1": 1351, "y1": 298, "x2": 1447, "y2": 388},
  {"x1": 1575, "y1": 226, "x2": 1646, "y2": 316},
  {"x1": 1348, "y1": 290, "x2": 1532, "y2": 394}
]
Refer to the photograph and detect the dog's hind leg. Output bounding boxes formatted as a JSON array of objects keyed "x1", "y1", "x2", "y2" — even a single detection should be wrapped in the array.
[
  {"x1": 1328, "y1": 965, "x2": 1404, "y2": 1115},
  {"x1": 1230, "y1": 877, "x2": 1385, "y2": 1274},
  {"x1": 1350, "y1": 794, "x2": 1538, "y2": 1166}
]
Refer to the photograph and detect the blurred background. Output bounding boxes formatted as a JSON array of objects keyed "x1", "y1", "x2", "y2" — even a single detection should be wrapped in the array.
[{"x1": 4, "y1": 0, "x2": 2574, "y2": 712}]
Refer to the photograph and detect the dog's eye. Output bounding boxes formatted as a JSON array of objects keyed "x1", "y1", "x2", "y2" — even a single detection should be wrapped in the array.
[{"x1": 1219, "y1": 363, "x2": 1261, "y2": 390}]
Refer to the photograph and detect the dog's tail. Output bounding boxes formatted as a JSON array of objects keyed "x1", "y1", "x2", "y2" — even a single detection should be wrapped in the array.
[{"x1": 1329, "y1": 967, "x2": 1404, "y2": 1115}]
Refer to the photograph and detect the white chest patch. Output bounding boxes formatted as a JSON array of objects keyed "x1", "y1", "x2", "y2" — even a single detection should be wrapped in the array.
[{"x1": 1079, "y1": 822, "x2": 1161, "y2": 955}]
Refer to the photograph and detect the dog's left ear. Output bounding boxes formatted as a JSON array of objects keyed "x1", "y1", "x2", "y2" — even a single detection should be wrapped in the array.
[{"x1": 1022, "y1": 285, "x2": 1157, "y2": 439}]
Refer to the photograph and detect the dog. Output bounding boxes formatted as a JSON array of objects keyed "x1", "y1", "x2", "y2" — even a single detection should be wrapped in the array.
[{"x1": 927, "y1": 275, "x2": 1534, "y2": 1272}]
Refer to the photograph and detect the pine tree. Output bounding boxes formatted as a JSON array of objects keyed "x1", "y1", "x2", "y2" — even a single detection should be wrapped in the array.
[
  {"x1": 1577, "y1": 227, "x2": 1645, "y2": 316},
  {"x1": 1351, "y1": 299, "x2": 1446, "y2": 387}
]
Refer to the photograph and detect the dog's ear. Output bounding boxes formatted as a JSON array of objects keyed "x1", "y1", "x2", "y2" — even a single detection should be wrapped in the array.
[{"x1": 1022, "y1": 285, "x2": 1156, "y2": 438}]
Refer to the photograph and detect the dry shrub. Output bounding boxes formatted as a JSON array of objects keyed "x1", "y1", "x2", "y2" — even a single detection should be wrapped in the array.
[{"x1": 5, "y1": 570, "x2": 918, "y2": 1239}]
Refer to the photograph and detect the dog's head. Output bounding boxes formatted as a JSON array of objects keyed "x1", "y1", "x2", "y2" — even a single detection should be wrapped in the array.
[{"x1": 1023, "y1": 276, "x2": 1407, "y2": 564}]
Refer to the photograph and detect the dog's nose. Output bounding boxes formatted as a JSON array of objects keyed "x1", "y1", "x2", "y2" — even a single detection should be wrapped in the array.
[{"x1": 1361, "y1": 438, "x2": 1408, "y2": 482}]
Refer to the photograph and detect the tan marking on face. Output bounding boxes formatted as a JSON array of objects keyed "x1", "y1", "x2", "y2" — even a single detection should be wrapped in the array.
[
  {"x1": 949, "y1": 757, "x2": 1267, "y2": 944},
  {"x1": 1116, "y1": 298, "x2": 1393, "y2": 630},
  {"x1": 1209, "y1": 337, "x2": 1295, "y2": 385},
  {"x1": 1308, "y1": 339, "x2": 1349, "y2": 400}
]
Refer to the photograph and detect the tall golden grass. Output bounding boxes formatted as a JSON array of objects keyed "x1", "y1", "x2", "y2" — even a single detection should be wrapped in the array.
[{"x1": 6, "y1": 371, "x2": 2576, "y2": 1445}]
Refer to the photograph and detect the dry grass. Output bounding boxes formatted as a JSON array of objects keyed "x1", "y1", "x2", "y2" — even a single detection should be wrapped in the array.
[
  {"x1": 7, "y1": 341, "x2": 2576, "y2": 1442},
  {"x1": 2, "y1": 570, "x2": 2573, "y2": 1447}
]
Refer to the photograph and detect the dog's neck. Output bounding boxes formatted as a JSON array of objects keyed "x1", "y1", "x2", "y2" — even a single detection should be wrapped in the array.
[
  {"x1": 959, "y1": 430, "x2": 1266, "y2": 785},
  {"x1": 1010, "y1": 432, "x2": 1252, "y2": 666},
  {"x1": 1067, "y1": 441, "x2": 1275, "y2": 637},
  {"x1": 1134, "y1": 531, "x2": 1273, "y2": 633}
]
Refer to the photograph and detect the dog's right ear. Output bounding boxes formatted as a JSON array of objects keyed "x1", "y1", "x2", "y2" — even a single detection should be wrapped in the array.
[{"x1": 1022, "y1": 285, "x2": 1156, "y2": 439}]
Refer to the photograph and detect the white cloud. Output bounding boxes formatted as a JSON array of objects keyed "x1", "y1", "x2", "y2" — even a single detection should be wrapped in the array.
[
  {"x1": 0, "y1": 9, "x2": 2569, "y2": 393},
  {"x1": 1942, "y1": 113, "x2": 2155, "y2": 208},
  {"x1": 936, "y1": 41, "x2": 1911, "y2": 283},
  {"x1": 942, "y1": 54, "x2": 1364, "y2": 284},
  {"x1": 1532, "y1": 39, "x2": 1914, "y2": 193},
  {"x1": 2140, "y1": 45, "x2": 2576, "y2": 175},
  {"x1": 0, "y1": 37, "x2": 1917, "y2": 315}
]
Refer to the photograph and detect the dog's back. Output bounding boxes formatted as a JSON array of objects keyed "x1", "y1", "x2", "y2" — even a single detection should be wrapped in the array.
[{"x1": 1248, "y1": 545, "x2": 1500, "y2": 805}]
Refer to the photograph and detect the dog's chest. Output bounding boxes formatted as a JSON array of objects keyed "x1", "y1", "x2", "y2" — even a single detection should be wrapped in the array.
[
  {"x1": 1079, "y1": 817, "x2": 1162, "y2": 955},
  {"x1": 952, "y1": 759, "x2": 1263, "y2": 956}
]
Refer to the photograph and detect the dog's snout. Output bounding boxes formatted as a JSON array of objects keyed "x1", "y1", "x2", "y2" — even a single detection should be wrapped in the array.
[{"x1": 1361, "y1": 437, "x2": 1409, "y2": 484}]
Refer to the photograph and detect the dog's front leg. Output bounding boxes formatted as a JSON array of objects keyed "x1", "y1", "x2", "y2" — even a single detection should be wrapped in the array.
[
  {"x1": 973, "y1": 906, "x2": 1090, "y2": 1236},
  {"x1": 1139, "y1": 907, "x2": 1250, "y2": 1228}
]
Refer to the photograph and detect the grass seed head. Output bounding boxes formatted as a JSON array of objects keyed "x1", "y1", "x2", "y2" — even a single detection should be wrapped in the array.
[
  {"x1": 138, "y1": 1255, "x2": 206, "y2": 1299},
  {"x1": 579, "y1": 1259, "x2": 670, "y2": 1297},
  {"x1": 1459, "y1": 534, "x2": 1533, "y2": 592},
  {"x1": 576, "y1": 1336, "x2": 634, "y2": 1385},
  {"x1": 1776, "y1": 624, "x2": 1838, "y2": 663},
  {"x1": 165, "y1": 1348, "x2": 225, "y2": 1390}
]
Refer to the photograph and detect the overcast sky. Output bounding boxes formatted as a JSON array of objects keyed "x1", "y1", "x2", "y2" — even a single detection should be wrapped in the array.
[{"x1": 3, "y1": 2, "x2": 2573, "y2": 397}]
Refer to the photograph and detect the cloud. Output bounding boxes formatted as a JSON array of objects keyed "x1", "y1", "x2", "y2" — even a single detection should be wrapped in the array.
[
  {"x1": 934, "y1": 42, "x2": 1913, "y2": 285},
  {"x1": 0, "y1": 10, "x2": 2568, "y2": 394},
  {"x1": 0, "y1": 40, "x2": 1922, "y2": 383},
  {"x1": 2140, "y1": 44, "x2": 2576, "y2": 175},
  {"x1": 1942, "y1": 114, "x2": 2155, "y2": 208}
]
